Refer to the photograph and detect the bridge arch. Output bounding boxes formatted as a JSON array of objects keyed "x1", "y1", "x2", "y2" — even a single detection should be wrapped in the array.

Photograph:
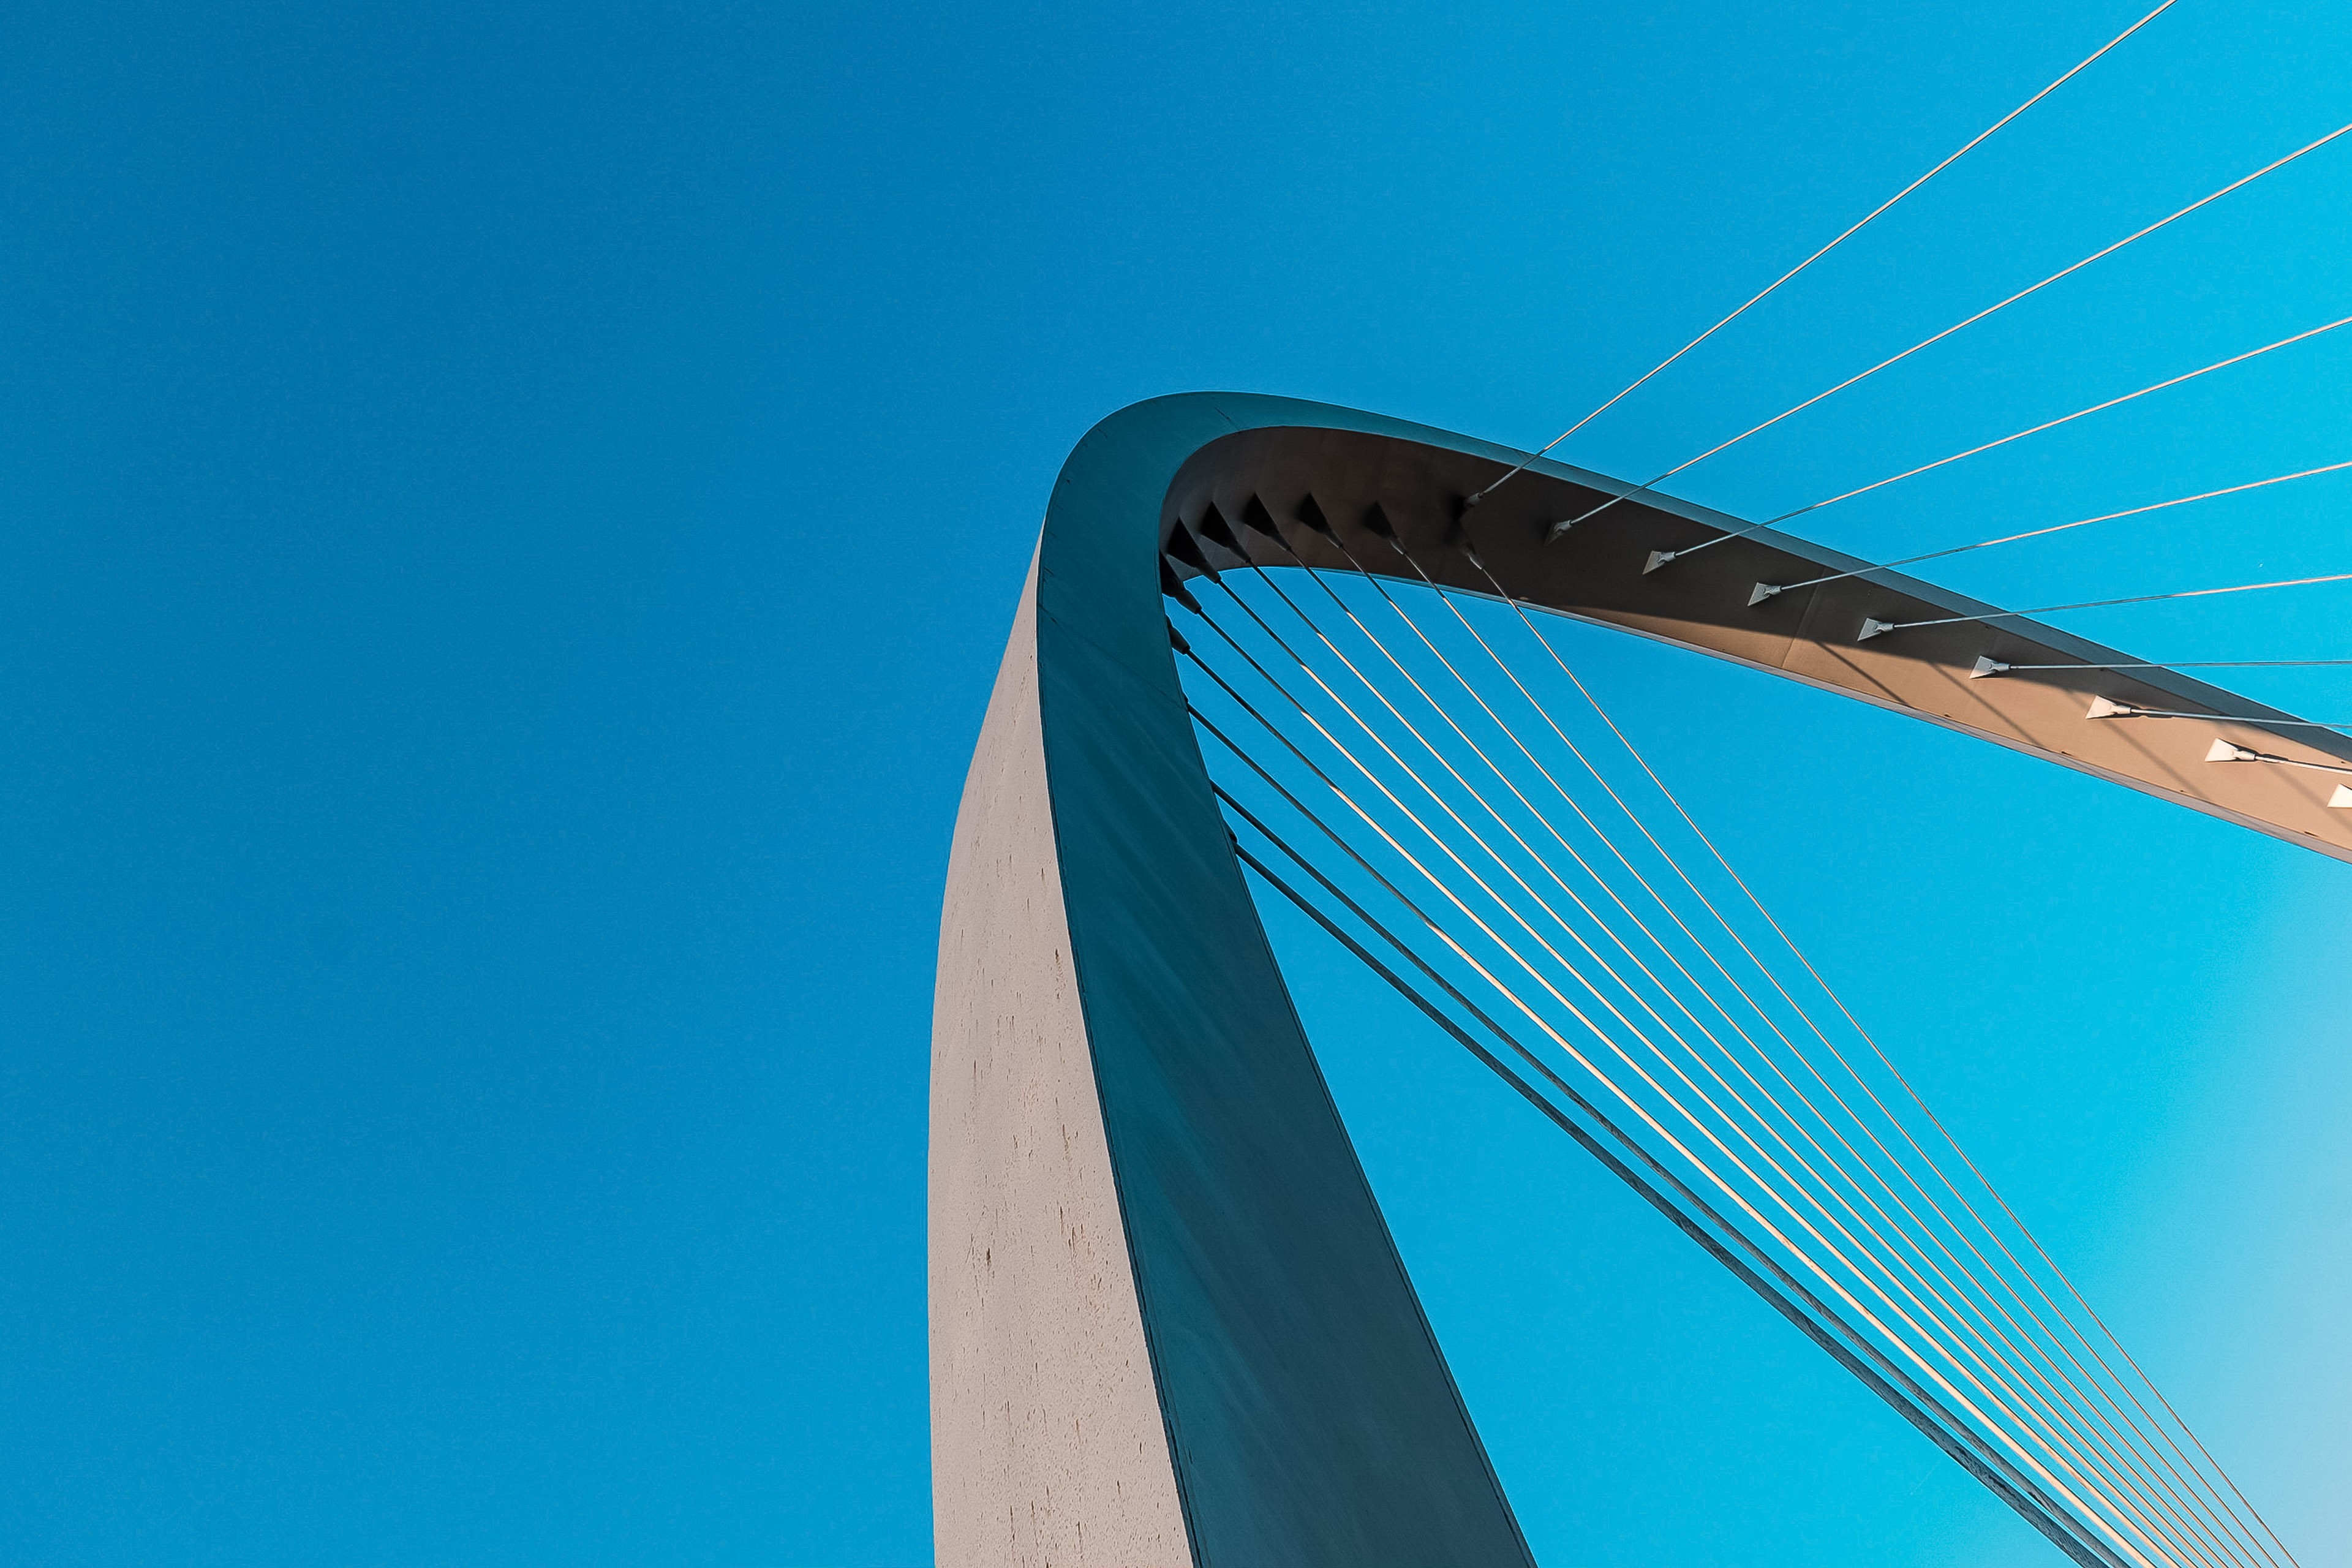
[{"x1": 930, "y1": 393, "x2": 2344, "y2": 1568}]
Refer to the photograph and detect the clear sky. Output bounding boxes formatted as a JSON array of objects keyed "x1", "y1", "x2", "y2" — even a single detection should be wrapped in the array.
[{"x1": 3, "y1": 2, "x2": 2346, "y2": 1566}]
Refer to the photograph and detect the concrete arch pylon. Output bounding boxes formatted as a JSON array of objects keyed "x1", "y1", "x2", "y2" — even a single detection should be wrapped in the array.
[{"x1": 929, "y1": 394, "x2": 2351, "y2": 1568}]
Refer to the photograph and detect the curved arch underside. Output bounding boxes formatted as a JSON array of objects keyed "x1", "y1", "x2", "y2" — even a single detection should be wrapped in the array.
[
  {"x1": 930, "y1": 394, "x2": 2343, "y2": 1568},
  {"x1": 1166, "y1": 423, "x2": 2352, "y2": 860}
]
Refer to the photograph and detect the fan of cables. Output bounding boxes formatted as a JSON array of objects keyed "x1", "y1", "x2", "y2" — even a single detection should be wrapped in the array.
[{"x1": 1163, "y1": 511, "x2": 2301, "y2": 1568}]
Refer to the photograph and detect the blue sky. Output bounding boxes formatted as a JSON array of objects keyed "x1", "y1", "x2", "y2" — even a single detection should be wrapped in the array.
[{"x1": 2, "y1": 2, "x2": 2346, "y2": 1564}]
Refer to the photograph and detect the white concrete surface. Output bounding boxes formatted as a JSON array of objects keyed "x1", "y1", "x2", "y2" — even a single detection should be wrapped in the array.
[{"x1": 929, "y1": 559, "x2": 1193, "y2": 1568}]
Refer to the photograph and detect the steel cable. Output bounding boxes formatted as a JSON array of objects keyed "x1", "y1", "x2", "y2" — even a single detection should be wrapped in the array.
[
  {"x1": 1177, "y1": 587, "x2": 2191, "y2": 1568},
  {"x1": 1219, "y1": 789, "x2": 2127, "y2": 1568},
  {"x1": 1469, "y1": 0, "x2": 2179, "y2": 505},
  {"x1": 1175, "y1": 527, "x2": 2299, "y2": 1563},
  {"x1": 1182, "y1": 658, "x2": 2140, "y2": 1566},
  {"x1": 1442, "y1": 541, "x2": 2293, "y2": 1566},
  {"x1": 1268, "y1": 532, "x2": 2264, "y2": 1565},
  {"x1": 1551, "y1": 118, "x2": 2352, "y2": 536},
  {"x1": 1679, "y1": 322, "x2": 2352, "y2": 574},
  {"x1": 1216, "y1": 522, "x2": 2253, "y2": 1564},
  {"x1": 1437, "y1": 540, "x2": 2296, "y2": 1565}
]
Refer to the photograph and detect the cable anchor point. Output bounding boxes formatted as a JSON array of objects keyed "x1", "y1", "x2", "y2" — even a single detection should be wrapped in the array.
[
  {"x1": 1163, "y1": 520, "x2": 1219, "y2": 583},
  {"x1": 1970, "y1": 656, "x2": 2010, "y2": 679},
  {"x1": 1158, "y1": 555, "x2": 1204, "y2": 617},
  {"x1": 1644, "y1": 549, "x2": 1675, "y2": 574},
  {"x1": 2206, "y1": 737, "x2": 2257, "y2": 763},
  {"x1": 1444, "y1": 492, "x2": 1476, "y2": 551},
  {"x1": 1749, "y1": 582, "x2": 1783, "y2": 607},
  {"x1": 1857, "y1": 617, "x2": 1894, "y2": 642},
  {"x1": 1196, "y1": 501, "x2": 1248, "y2": 561}
]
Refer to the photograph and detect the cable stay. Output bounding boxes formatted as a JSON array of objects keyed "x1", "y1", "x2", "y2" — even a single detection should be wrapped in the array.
[
  {"x1": 2084, "y1": 698, "x2": 2352, "y2": 734},
  {"x1": 1978, "y1": 658, "x2": 2352, "y2": 673},
  {"x1": 1161, "y1": 514, "x2": 2307, "y2": 1568},
  {"x1": 1428, "y1": 549, "x2": 2312, "y2": 1568},
  {"x1": 2205, "y1": 739, "x2": 2352, "y2": 783},
  {"x1": 1858, "y1": 570, "x2": 2352, "y2": 641},
  {"x1": 1468, "y1": 0, "x2": 2180, "y2": 507},
  {"x1": 1671, "y1": 324, "x2": 2352, "y2": 576},
  {"x1": 1547, "y1": 118, "x2": 2352, "y2": 538},
  {"x1": 1215, "y1": 511, "x2": 2303, "y2": 1561},
  {"x1": 1227, "y1": 818, "x2": 2139, "y2": 1568},
  {"x1": 1235, "y1": 543, "x2": 2271, "y2": 1565},
  {"x1": 1752, "y1": 458, "x2": 2352, "y2": 601}
]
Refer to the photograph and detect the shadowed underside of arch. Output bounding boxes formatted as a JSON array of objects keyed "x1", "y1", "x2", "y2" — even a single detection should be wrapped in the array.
[{"x1": 929, "y1": 394, "x2": 2347, "y2": 1568}]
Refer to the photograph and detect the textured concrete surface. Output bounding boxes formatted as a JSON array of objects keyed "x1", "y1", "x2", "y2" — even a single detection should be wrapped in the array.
[{"x1": 929, "y1": 559, "x2": 1193, "y2": 1568}]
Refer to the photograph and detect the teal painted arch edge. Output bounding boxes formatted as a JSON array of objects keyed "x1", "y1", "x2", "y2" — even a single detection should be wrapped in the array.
[{"x1": 1031, "y1": 393, "x2": 1544, "y2": 1567}]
